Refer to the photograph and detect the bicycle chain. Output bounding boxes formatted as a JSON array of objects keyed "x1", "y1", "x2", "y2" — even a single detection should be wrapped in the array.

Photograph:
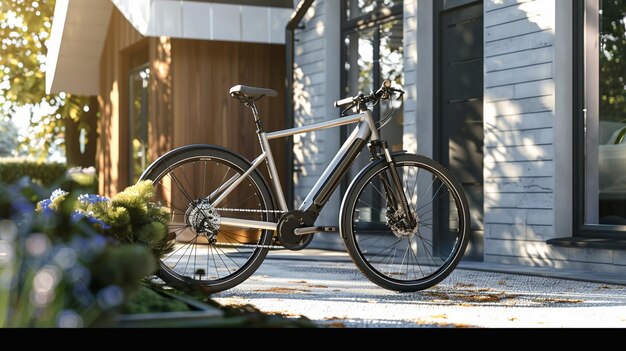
[
  {"x1": 218, "y1": 207, "x2": 283, "y2": 249},
  {"x1": 216, "y1": 208, "x2": 285, "y2": 215},
  {"x1": 180, "y1": 207, "x2": 286, "y2": 249},
  {"x1": 213, "y1": 242, "x2": 284, "y2": 250}
]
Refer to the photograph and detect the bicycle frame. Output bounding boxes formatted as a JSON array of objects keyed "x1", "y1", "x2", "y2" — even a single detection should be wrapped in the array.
[{"x1": 212, "y1": 110, "x2": 380, "y2": 232}]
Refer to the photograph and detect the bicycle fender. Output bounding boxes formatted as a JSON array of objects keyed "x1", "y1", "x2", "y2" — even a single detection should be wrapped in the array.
[
  {"x1": 139, "y1": 144, "x2": 252, "y2": 181},
  {"x1": 139, "y1": 144, "x2": 278, "y2": 212}
]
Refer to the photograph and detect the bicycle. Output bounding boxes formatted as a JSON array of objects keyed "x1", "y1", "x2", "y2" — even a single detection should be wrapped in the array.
[{"x1": 139, "y1": 80, "x2": 470, "y2": 293}]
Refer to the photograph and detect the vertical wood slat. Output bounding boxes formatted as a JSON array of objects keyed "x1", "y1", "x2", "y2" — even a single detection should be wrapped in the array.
[
  {"x1": 99, "y1": 10, "x2": 287, "y2": 197},
  {"x1": 171, "y1": 39, "x2": 287, "y2": 194},
  {"x1": 99, "y1": 8, "x2": 144, "y2": 197}
]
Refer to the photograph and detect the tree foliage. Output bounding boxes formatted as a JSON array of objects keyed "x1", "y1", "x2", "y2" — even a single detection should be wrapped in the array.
[
  {"x1": 600, "y1": 0, "x2": 626, "y2": 122},
  {"x1": 0, "y1": 0, "x2": 90, "y2": 160},
  {"x1": 0, "y1": 117, "x2": 18, "y2": 156}
]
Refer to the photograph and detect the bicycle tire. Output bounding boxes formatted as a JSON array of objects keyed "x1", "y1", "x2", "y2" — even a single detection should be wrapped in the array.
[
  {"x1": 139, "y1": 144, "x2": 276, "y2": 293},
  {"x1": 340, "y1": 153, "x2": 470, "y2": 292}
]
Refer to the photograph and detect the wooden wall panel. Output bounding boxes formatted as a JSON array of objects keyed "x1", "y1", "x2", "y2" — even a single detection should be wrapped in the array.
[
  {"x1": 99, "y1": 12, "x2": 286, "y2": 197},
  {"x1": 170, "y1": 39, "x2": 287, "y2": 192},
  {"x1": 98, "y1": 8, "x2": 144, "y2": 197},
  {"x1": 148, "y1": 37, "x2": 173, "y2": 166}
]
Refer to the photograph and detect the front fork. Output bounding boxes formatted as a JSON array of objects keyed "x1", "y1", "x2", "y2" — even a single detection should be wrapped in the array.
[{"x1": 368, "y1": 141, "x2": 416, "y2": 228}]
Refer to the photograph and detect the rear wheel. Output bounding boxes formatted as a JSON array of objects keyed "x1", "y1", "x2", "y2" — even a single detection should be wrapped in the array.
[
  {"x1": 140, "y1": 146, "x2": 275, "y2": 293},
  {"x1": 341, "y1": 153, "x2": 470, "y2": 292}
]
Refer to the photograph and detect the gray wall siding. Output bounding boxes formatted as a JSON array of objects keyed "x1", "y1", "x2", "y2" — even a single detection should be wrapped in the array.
[
  {"x1": 293, "y1": 0, "x2": 327, "y2": 206},
  {"x1": 483, "y1": 0, "x2": 558, "y2": 264},
  {"x1": 293, "y1": 0, "x2": 343, "y2": 248},
  {"x1": 403, "y1": 0, "x2": 418, "y2": 154},
  {"x1": 483, "y1": 0, "x2": 624, "y2": 273},
  {"x1": 291, "y1": 0, "x2": 624, "y2": 275}
]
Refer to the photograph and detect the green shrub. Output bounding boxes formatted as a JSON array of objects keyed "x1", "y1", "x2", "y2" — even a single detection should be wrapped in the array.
[
  {"x1": 0, "y1": 176, "x2": 160, "y2": 327},
  {"x1": 0, "y1": 158, "x2": 67, "y2": 186}
]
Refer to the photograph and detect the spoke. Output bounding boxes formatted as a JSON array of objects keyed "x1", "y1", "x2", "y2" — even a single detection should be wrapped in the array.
[
  {"x1": 170, "y1": 226, "x2": 189, "y2": 238},
  {"x1": 209, "y1": 161, "x2": 218, "y2": 192},
  {"x1": 206, "y1": 239, "x2": 210, "y2": 281},
  {"x1": 358, "y1": 234, "x2": 388, "y2": 253},
  {"x1": 372, "y1": 176, "x2": 397, "y2": 212},
  {"x1": 182, "y1": 235, "x2": 199, "y2": 277},
  {"x1": 212, "y1": 167, "x2": 233, "y2": 202},
  {"x1": 203, "y1": 161, "x2": 207, "y2": 200},
  {"x1": 171, "y1": 236, "x2": 196, "y2": 271},
  {"x1": 210, "y1": 244, "x2": 220, "y2": 280},
  {"x1": 364, "y1": 237, "x2": 401, "y2": 266},
  {"x1": 398, "y1": 239, "x2": 411, "y2": 278},
  {"x1": 222, "y1": 191, "x2": 259, "y2": 211},
  {"x1": 408, "y1": 237, "x2": 424, "y2": 279},
  {"x1": 404, "y1": 167, "x2": 419, "y2": 199},
  {"x1": 192, "y1": 233, "x2": 198, "y2": 278},
  {"x1": 416, "y1": 228, "x2": 450, "y2": 268},
  {"x1": 383, "y1": 239, "x2": 402, "y2": 277},
  {"x1": 169, "y1": 171, "x2": 194, "y2": 203},
  {"x1": 156, "y1": 182, "x2": 190, "y2": 213},
  {"x1": 410, "y1": 166, "x2": 421, "y2": 206},
  {"x1": 413, "y1": 175, "x2": 438, "y2": 215},
  {"x1": 213, "y1": 245, "x2": 234, "y2": 276},
  {"x1": 218, "y1": 231, "x2": 250, "y2": 256},
  {"x1": 357, "y1": 199, "x2": 387, "y2": 215},
  {"x1": 220, "y1": 229, "x2": 260, "y2": 242},
  {"x1": 183, "y1": 162, "x2": 195, "y2": 200},
  {"x1": 214, "y1": 244, "x2": 243, "y2": 270},
  {"x1": 164, "y1": 234, "x2": 194, "y2": 260}
]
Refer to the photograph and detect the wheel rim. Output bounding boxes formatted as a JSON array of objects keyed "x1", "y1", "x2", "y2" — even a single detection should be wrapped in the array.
[
  {"x1": 350, "y1": 160, "x2": 465, "y2": 285},
  {"x1": 150, "y1": 156, "x2": 271, "y2": 286}
]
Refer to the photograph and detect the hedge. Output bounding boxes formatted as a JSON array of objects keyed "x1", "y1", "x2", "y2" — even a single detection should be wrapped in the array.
[{"x1": 0, "y1": 158, "x2": 68, "y2": 186}]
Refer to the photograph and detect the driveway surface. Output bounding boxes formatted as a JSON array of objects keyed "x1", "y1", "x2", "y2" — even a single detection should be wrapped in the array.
[{"x1": 212, "y1": 250, "x2": 626, "y2": 328}]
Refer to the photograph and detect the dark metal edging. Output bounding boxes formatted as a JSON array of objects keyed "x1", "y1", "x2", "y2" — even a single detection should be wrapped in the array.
[{"x1": 285, "y1": 0, "x2": 315, "y2": 209}]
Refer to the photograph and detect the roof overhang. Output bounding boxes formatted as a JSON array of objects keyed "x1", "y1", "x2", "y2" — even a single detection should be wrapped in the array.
[
  {"x1": 46, "y1": 0, "x2": 113, "y2": 95},
  {"x1": 46, "y1": 0, "x2": 294, "y2": 95},
  {"x1": 111, "y1": 0, "x2": 293, "y2": 43}
]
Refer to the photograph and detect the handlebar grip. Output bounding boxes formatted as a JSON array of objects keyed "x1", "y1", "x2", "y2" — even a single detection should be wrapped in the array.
[{"x1": 334, "y1": 97, "x2": 354, "y2": 108}]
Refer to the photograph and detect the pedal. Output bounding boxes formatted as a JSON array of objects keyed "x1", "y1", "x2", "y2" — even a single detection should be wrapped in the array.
[{"x1": 293, "y1": 226, "x2": 338, "y2": 236}]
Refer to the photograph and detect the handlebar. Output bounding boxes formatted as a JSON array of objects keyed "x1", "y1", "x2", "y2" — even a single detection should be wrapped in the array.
[
  {"x1": 334, "y1": 96, "x2": 355, "y2": 108},
  {"x1": 333, "y1": 79, "x2": 404, "y2": 113}
]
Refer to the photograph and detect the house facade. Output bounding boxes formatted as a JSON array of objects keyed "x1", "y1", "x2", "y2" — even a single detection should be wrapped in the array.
[
  {"x1": 46, "y1": 0, "x2": 293, "y2": 196},
  {"x1": 292, "y1": 0, "x2": 626, "y2": 274},
  {"x1": 47, "y1": 0, "x2": 626, "y2": 275}
]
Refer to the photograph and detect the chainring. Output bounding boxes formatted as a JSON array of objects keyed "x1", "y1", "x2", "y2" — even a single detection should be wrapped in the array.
[{"x1": 277, "y1": 210, "x2": 315, "y2": 251}]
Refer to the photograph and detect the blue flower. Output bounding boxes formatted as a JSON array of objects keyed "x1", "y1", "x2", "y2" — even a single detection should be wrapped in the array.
[
  {"x1": 50, "y1": 189, "x2": 68, "y2": 201},
  {"x1": 77, "y1": 194, "x2": 109, "y2": 205},
  {"x1": 39, "y1": 199, "x2": 54, "y2": 215},
  {"x1": 70, "y1": 211, "x2": 111, "y2": 231}
]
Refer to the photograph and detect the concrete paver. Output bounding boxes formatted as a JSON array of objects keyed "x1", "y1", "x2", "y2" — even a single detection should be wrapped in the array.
[{"x1": 212, "y1": 249, "x2": 626, "y2": 328}]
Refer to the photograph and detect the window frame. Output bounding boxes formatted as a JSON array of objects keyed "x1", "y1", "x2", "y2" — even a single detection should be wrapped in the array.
[
  {"x1": 340, "y1": 1, "x2": 404, "y2": 94},
  {"x1": 574, "y1": 0, "x2": 626, "y2": 238},
  {"x1": 339, "y1": 1, "x2": 404, "y2": 194},
  {"x1": 128, "y1": 63, "x2": 151, "y2": 185}
]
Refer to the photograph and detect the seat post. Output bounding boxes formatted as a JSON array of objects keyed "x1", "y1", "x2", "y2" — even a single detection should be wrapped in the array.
[{"x1": 245, "y1": 99, "x2": 264, "y2": 132}]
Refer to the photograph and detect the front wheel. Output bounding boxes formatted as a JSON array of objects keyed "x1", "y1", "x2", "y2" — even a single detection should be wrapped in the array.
[{"x1": 340, "y1": 153, "x2": 470, "y2": 292}]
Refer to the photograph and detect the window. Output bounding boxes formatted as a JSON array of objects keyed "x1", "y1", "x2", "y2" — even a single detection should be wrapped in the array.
[
  {"x1": 576, "y1": 0, "x2": 626, "y2": 235},
  {"x1": 341, "y1": 0, "x2": 404, "y2": 175},
  {"x1": 129, "y1": 64, "x2": 150, "y2": 184}
]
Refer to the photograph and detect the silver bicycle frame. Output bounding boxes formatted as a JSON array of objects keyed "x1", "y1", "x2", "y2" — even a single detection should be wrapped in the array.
[{"x1": 213, "y1": 110, "x2": 379, "y2": 231}]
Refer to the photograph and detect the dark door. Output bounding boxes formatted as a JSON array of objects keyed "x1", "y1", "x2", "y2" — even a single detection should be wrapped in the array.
[{"x1": 435, "y1": 0, "x2": 484, "y2": 261}]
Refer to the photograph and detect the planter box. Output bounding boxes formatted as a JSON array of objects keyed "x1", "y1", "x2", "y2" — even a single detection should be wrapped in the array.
[{"x1": 116, "y1": 290, "x2": 224, "y2": 328}]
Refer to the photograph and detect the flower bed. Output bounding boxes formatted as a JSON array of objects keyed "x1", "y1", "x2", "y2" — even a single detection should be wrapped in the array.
[
  {"x1": 0, "y1": 171, "x2": 169, "y2": 327},
  {"x1": 0, "y1": 170, "x2": 316, "y2": 328}
]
